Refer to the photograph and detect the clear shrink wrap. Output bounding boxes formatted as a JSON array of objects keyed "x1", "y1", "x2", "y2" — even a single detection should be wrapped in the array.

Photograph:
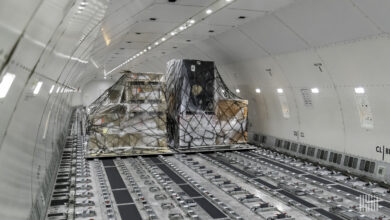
[
  {"x1": 166, "y1": 59, "x2": 248, "y2": 149},
  {"x1": 87, "y1": 72, "x2": 172, "y2": 157}
]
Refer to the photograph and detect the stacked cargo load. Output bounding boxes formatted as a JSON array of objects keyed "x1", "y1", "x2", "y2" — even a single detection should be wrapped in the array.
[
  {"x1": 166, "y1": 59, "x2": 249, "y2": 151},
  {"x1": 87, "y1": 72, "x2": 173, "y2": 157}
]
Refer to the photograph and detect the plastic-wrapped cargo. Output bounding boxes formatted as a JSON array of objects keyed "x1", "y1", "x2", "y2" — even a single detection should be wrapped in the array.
[
  {"x1": 87, "y1": 72, "x2": 173, "y2": 157},
  {"x1": 166, "y1": 59, "x2": 248, "y2": 150}
]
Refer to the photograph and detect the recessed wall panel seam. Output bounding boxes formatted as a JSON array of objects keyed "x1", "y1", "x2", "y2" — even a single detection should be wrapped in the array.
[
  {"x1": 237, "y1": 25, "x2": 302, "y2": 139},
  {"x1": 273, "y1": 10, "x2": 347, "y2": 152}
]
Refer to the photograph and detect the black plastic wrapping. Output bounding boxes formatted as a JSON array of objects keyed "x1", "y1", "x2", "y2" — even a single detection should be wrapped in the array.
[{"x1": 166, "y1": 59, "x2": 248, "y2": 149}]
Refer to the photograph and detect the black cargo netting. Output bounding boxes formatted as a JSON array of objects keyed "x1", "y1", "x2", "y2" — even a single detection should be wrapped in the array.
[
  {"x1": 87, "y1": 72, "x2": 172, "y2": 157},
  {"x1": 166, "y1": 59, "x2": 247, "y2": 150},
  {"x1": 86, "y1": 59, "x2": 248, "y2": 157}
]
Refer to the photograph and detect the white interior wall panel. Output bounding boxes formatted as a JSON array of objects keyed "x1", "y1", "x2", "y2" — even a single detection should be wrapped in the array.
[
  {"x1": 0, "y1": 0, "x2": 42, "y2": 67},
  {"x1": 316, "y1": 36, "x2": 390, "y2": 161},
  {"x1": 115, "y1": 0, "x2": 390, "y2": 169},
  {"x1": 194, "y1": 38, "x2": 234, "y2": 64},
  {"x1": 239, "y1": 14, "x2": 308, "y2": 55},
  {"x1": 217, "y1": 35, "x2": 390, "y2": 163},
  {"x1": 0, "y1": 0, "x2": 109, "y2": 219},
  {"x1": 5, "y1": 0, "x2": 390, "y2": 218},
  {"x1": 275, "y1": 0, "x2": 381, "y2": 47},
  {"x1": 214, "y1": 28, "x2": 268, "y2": 62},
  {"x1": 352, "y1": 0, "x2": 390, "y2": 33},
  {"x1": 317, "y1": 36, "x2": 390, "y2": 86},
  {"x1": 82, "y1": 79, "x2": 115, "y2": 106},
  {"x1": 177, "y1": 45, "x2": 211, "y2": 61},
  {"x1": 273, "y1": 50, "x2": 345, "y2": 152},
  {"x1": 222, "y1": 56, "x2": 300, "y2": 141}
]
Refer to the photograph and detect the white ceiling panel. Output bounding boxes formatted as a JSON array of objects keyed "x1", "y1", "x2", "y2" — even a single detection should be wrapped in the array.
[
  {"x1": 102, "y1": 7, "x2": 137, "y2": 34},
  {"x1": 177, "y1": 45, "x2": 211, "y2": 61},
  {"x1": 122, "y1": 32, "x2": 161, "y2": 43},
  {"x1": 207, "y1": 8, "x2": 265, "y2": 26},
  {"x1": 152, "y1": 41, "x2": 187, "y2": 50},
  {"x1": 133, "y1": 4, "x2": 202, "y2": 23},
  {"x1": 147, "y1": 51, "x2": 181, "y2": 66},
  {"x1": 183, "y1": 23, "x2": 231, "y2": 36},
  {"x1": 214, "y1": 28, "x2": 268, "y2": 61},
  {"x1": 117, "y1": 42, "x2": 149, "y2": 50},
  {"x1": 102, "y1": 20, "x2": 135, "y2": 38},
  {"x1": 229, "y1": 0, "x2": 295, "y2": 12},
  {"x1": 154, "y1": 0, "x2": 214, "y2": 7},
  {"x1": 173, "y1": 33, "x2": 208, "y2": 43},
  {"x1": 352, "y1": 0, "x2": 390, "y2": 33},
  {"x1": 275, "y1": 0, "x2": 380, "y2": 47},
  {"x1": 194, "y1": 38, "x2": 233, "y2": 64},
  {"x1": 240, "y1": 14, "x2": 308, "y2": 54},
  {"x1": 130, "y1": 21, "x2": 179, "y2": 34},
  {"x1": 148, "y1": 49, "x2": 172, "y2": 58},
  {"x1": 104, "y1": 0, "x2": 128, "y2": 15},
  {"x1": 104, "y1": 0, "x2": 153, "y2": 17}
]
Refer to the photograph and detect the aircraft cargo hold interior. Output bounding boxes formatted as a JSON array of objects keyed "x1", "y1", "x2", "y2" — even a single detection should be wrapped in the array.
[{"x1": 2, "y1": 0, "x2": 390, "y2": 219}]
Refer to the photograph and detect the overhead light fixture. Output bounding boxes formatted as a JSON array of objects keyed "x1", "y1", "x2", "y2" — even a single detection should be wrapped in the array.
[
  {"x1": 101, "y1": 27, "x2": 111, "y2": 46},
  {"x1": 355, "y1": 87, "x2": 365, "y2": 94},
  {"x1": 277, "y1": 88, "x2": 284, "y2": 94},
  {"x1": 33, "y1": 81, "x2": 43, "y2": 95},
  {"x1": 255, "y1": 88, "x2": 261, "y2": 93},
  {"x1": 90, "y1": 58, "x2": 99, "y2": 68},
  {"x1": 311, "y1": 88, "x2": 319, "y2": 94},
  {"x1": 0, "y1": 73, "x2": 16, "y2": 99},
  {"x1": 105, "y1": 0, "x2": 236, "y2": 76},
  {"x1": 236, "y1": 89, "x2": 240, "y2": 93},
  {"x1": 49, "y1": 85, "x2": 55, "y2": 94}
]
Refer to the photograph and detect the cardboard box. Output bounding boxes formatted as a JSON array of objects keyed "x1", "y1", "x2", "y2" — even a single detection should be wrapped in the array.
[
  {"x1": 216, "y1": 99, "x2": 248, "y2": 121},
  {"x1": 215, "y1": 99, "x2": 248, "y2": 144}
]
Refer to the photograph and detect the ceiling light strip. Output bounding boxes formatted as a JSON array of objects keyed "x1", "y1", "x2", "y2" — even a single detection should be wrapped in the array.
[{"x1": 105, "y1": 0, "x2": 236, "y2": 76}]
